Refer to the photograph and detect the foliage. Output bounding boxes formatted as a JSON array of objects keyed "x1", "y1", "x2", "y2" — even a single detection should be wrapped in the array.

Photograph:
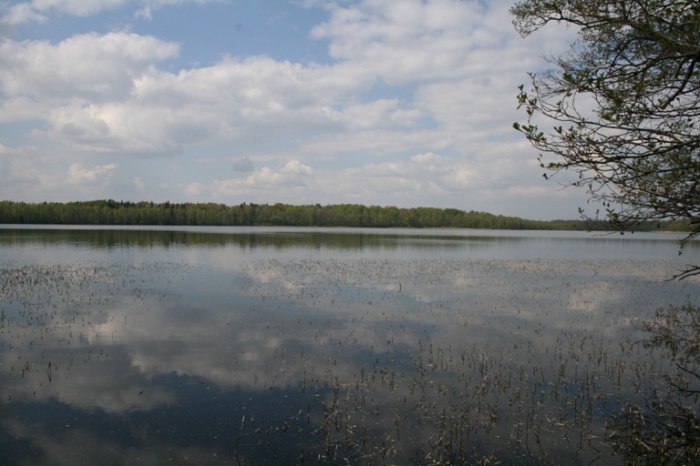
[
  {"x1": 511, "y1": 0, "x2": 700, "y2": 275},
  {"x1": 0, "y1": 200, "x2": 688, "y2": 231}
]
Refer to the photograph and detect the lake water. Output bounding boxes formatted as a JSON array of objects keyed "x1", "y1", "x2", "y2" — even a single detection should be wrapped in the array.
[{"x1": 1, "y1": 226, "x2": 699, "y2": 465}]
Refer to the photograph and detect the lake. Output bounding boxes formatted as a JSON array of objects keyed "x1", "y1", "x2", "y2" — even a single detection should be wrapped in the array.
[{"x1": 1, "y1": 226, "x2": 699, "y2": 465}]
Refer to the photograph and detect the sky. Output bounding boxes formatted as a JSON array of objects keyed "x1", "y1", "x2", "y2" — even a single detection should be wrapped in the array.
[{"x1": 0, "y1": 0, "x2": 587, "y2": 220}]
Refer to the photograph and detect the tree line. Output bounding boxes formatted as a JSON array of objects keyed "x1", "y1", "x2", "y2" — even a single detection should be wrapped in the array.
[{"x1": 0, "y1": 200, "x2": 690, "y2": 231}]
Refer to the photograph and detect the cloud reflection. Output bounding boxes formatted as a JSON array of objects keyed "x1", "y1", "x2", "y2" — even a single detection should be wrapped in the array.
[{"x1": 1, "y1": 229, "x2": 700, "y2": 464}]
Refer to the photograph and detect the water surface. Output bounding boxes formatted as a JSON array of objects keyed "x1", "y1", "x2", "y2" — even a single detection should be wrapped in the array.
[{"x1": 1, "y1": 227, "x2": 698, "y2": 465}]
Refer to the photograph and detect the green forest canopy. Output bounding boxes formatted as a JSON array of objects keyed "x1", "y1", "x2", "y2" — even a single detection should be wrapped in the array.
[{"x1": 0, "y1": 200, "x2": 691, "y2": 231}]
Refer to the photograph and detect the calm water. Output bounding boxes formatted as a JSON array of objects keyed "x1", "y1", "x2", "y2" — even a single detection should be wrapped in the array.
[{"x1": 1, "y1": 226, "x2": 699, "y2": 465}]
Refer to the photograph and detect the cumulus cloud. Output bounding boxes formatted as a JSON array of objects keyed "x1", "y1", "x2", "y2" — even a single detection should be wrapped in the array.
[
  {"x1": 0, "y1": 1, "x2": 520, "y2": 158},
  {"x1": 2, "y1": 2, "x2": 48, "y2": 24},
  {"x1": 11, "y1": 0, "x2": 125, "y2": 20},
  {"x1": 0, "y1": 0, "x2": 587, "y2": 218},
  {"x1": 231, "y1": 160, "x2": 314, "y2": 190},
  {"x1": 0, "y1": 32, "x2": 179, "y2": 102},
  {"x1": 311, "y1": 0, "x2": 504, "y2": 85},
  {"x1": 67, "y1": 163, "x2": 118, "y2": 185},
  {"x1": 1, "y1": 0, "x2": 220, "y2": 24},
  {"x1": 279, "y1": 159, "x2": 313, "y2": 176},
  {"x1": 184, "y1": 160, "x2": 315, "y2": 201}
]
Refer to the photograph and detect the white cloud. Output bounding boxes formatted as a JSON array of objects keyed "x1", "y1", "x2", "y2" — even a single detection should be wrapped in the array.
[
  {"x1": 183, "y1": 160, "x2": 315, "y2": 201},
  {"x1": 2, "y1": 0, "x2": 126, "y2": 25},
  {"x1": 0, "y1": 32, "x2": 179, "y2": 103},
  {"x1": 0, "y1": 0, "x2": 589, "y2": 218},
  {"x1": 279, "y1": 159, "x2": 313, "y2": 176},
  {"x1": 2, "y1": 2, "x2": 48, "y2": 24},
  {"x1": 229, "y1": 160, "x2": 314, "y2": 189},
  {"x1": 0, "y1": 2, "x2": 527, "y2": 157},
  {"x1": 67, "y1": 163, "x2": 118, "y2": 185},
  {"x1": 310, "y1": 0, "x2": 501, "y2": 85},
  {"x1": 1, "y1": 0, "x2": 221, "y2": 24}
]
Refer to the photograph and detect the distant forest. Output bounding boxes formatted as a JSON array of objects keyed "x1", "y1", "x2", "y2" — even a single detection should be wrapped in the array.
[{"x1": 0, "y1": 200, "x2": 691, "y2": 231}]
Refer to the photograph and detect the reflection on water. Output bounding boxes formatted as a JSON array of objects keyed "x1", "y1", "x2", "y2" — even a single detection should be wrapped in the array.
[
  {"x1": 0, "y1": 227, "x2": 698, "y2": 465},
  {"x1": 608, "y1": 303, "x2": 700, "y2": 464}
]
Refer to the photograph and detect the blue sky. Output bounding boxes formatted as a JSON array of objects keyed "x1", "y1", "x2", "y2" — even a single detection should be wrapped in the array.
[{"x1": 0, "y1": 0, "x2": 585, "y2": 220}]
